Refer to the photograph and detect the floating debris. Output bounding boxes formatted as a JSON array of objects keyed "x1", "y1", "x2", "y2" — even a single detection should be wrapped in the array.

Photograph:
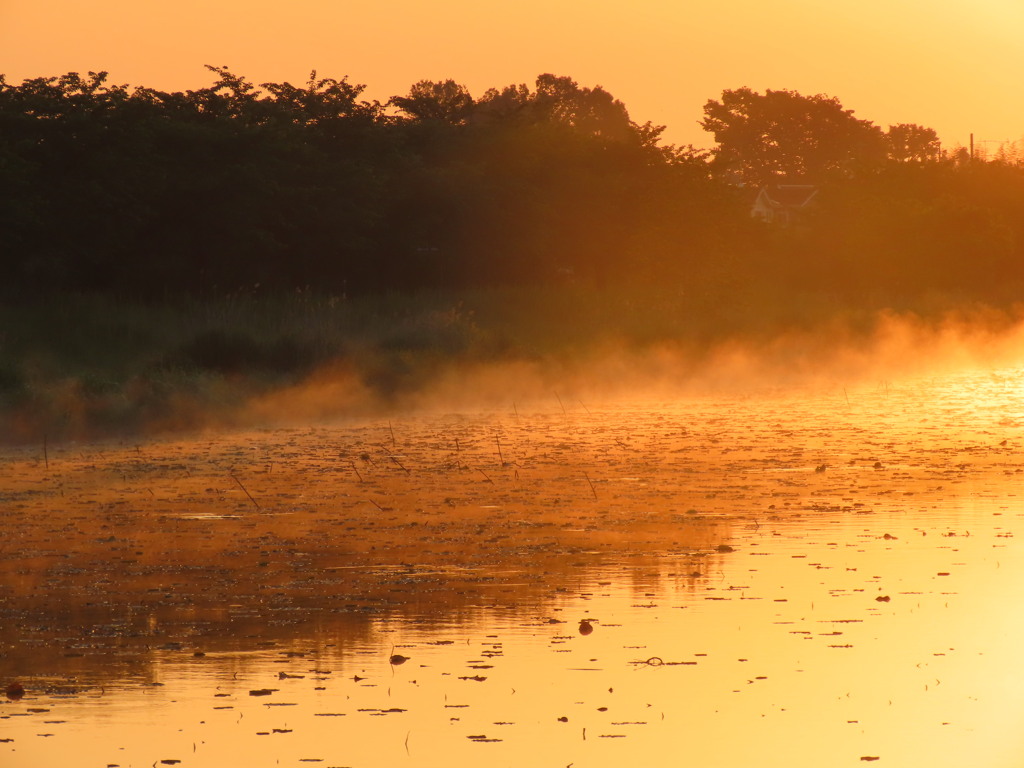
[{"x1": 5, "y1": 682, "x2": 25, "y2": 700}]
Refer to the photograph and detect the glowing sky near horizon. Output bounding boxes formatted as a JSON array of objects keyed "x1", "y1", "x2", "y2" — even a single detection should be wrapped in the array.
[{"x1": 2, "y1": 0, "x2": 1022, "y2": 150}]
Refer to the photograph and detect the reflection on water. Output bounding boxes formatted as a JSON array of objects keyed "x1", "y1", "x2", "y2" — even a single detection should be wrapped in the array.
[{"x1": 4, "y1": 368, "x2": 1024, "y2": 766}]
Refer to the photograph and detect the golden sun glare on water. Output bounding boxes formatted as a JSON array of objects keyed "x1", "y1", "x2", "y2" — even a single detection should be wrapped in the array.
[{"x1": 6, "y1": 367, "x2": 1024, "y2": 767}]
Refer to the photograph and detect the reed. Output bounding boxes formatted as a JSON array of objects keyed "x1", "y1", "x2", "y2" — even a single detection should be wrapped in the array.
[
  {"x1": 554, "y1": 391, "x2": 567, "y2": 415},
  {"x1": 0, "y1": 283, "x2": 989, "y2": 443},
  {"x1": 230, "y1": 473, "x2": 261, "y2": 510},
  {"x1": 388, "y1": 453, "x2": 411, "y2": 474}
]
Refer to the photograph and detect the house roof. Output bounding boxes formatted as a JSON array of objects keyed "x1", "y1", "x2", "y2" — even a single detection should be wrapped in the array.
[{"x1": 757, "y1": 184, "x2": 818, "y2": 209}]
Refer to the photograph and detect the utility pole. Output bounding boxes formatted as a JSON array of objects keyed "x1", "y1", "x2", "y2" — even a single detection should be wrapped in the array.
[{"x1": 970, "y1": 135, "x2": 1011, "y2": 162}]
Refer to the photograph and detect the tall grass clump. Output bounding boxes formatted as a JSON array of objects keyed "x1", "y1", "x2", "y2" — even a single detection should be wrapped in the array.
[{"x1": 0, "y1": 280, "x2": 1006, "y2": 443}]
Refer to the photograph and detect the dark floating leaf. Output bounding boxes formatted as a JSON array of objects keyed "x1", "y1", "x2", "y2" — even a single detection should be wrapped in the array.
[
  {"x1": 860, "y1": 758, "x2": 880, "y2": 762},
  {"x1": 579, "y1": 619, "x2": 594, "y2": 635},
  {"x1": 875, "y1": 595, "x2": 891, "y2": 602},
  {"x1": 459, "y1": 675, "x2": 488, "y2": 682},
  {"x1": 249, "y1": 689, "x2": 277, "y2": 697},
  {"x1": 5, "y1": 682, "x2": 25, "y2": 700}
]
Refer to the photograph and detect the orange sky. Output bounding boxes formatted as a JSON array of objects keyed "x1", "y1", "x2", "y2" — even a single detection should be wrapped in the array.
[{"x1": 2, "y1": 0, "x2": 1022, "y2": 150}]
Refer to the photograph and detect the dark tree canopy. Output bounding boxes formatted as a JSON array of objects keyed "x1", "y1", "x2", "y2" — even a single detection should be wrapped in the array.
[
  {"x1": 885, "y1": 123, "x2": 942, "y2": 163},
  {"x1": 0, "y1": 67, "x2": 715, "y2": 296},
  {"x1": 389, "y1": 79, "x2": 474, "y2": 124},
  {"x1": 701, "y1": 87, "x2": 888, "y2": 185},
  {"x1": 0, "y1": 68, "x2": 1021, "y2": 309}
]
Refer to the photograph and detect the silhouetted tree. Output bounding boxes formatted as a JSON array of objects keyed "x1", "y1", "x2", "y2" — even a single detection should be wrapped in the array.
[
  {"x1": 390, "y1": 79, "x2": 474, "y2": 124},
  {"x1": 701, "y1": 87, "x2": 886, "y2": 185},
  {"x1": 1, "y1": 67, "x2": 1020, "y2": 307},
  {"x1": 473, "y1": 74, "x2": 651, "y2": 148},
  {"x1": 885, "y1": 123, "x2": 942, "y2": 163}
]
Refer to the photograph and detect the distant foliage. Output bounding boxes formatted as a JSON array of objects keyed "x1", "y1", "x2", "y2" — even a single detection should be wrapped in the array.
[
  {"x1": 701, "y1": 87, "x2": 888, "y2": 185},
  {"x1": 885, "y1": 123, "x2": 942, "y2": 164},
  {"x1": 0, "y1": 70, "x2": 1022, "y2": 305}
]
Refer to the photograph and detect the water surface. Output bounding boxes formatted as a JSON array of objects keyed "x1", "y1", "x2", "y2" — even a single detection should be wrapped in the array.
[{"x1": 3, "y1": 368, "x2": 1024, "y2": 767}]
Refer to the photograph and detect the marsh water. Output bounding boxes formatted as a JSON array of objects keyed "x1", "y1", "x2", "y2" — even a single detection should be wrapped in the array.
[{"x1": 4, "y1": 366, "x2": 1024, "y2": 767}]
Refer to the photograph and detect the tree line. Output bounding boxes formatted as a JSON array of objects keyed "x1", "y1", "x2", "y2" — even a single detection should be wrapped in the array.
[{"x1": 2, "y1": 67, "x2": 1022, "y2": 305}]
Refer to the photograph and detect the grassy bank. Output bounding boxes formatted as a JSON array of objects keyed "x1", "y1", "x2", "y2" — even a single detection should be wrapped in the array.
[{"x1": 0, "y1": 283, "x2": 1015, "y2": 443}]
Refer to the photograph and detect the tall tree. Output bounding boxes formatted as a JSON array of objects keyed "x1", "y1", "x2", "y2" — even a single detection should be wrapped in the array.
[
  {"x1": 390, "y1": 79, "x2": 474, "y2": 124},
  {"x1": 885, "y1": 123, "x2": 942, "y2": 163},
  {"x1": 701, "y1": 87, "x2": 887, "y2": 185},
  {"x1": 473, "y1": 74, "x2": 643, "y2": 145}
]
